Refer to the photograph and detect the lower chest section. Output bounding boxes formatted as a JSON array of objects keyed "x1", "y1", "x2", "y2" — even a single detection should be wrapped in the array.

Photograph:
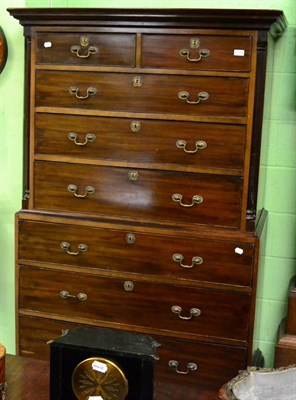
[{"x1": 16, "y1": 213, "x2": 257, "y2": 399}]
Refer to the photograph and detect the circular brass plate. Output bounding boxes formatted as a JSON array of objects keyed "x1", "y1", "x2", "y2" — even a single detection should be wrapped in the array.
[{"x1": 72, "y1": 357, "x2": 128, "y2": 400}]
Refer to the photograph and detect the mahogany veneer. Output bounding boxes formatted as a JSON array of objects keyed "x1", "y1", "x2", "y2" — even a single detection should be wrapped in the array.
[{"x1": 9, "y1": 8, "x2": 286, "y2": 400}]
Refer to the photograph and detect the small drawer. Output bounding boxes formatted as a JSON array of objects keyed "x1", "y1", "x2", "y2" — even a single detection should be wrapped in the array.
[
  {"x1": 18, "y1": 219, "x2": 254, "y2": 287},
  {"x1": 35, "y1": 71, "x2": 249, "y2": 119},
  {"x1": 154, "y1": 336, "x2": 247, "y2": 400},
  {"x1": 33, "y1": 161, "x2": 243, "y2": 228},
  {"x1": 35, "y1": 114, "x2": 246, "y2": 172},
  {"x1": 19, "y1": 266, "x2": 251, "y2": 341},
  {"x1": 35, "y1": 32, "x2": 136, "y2": 67},
  {"x1": 141, "y1": 34, "x2": 252, "y2": 71}
]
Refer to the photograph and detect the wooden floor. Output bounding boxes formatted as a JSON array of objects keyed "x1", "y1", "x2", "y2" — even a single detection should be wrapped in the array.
[{"x1": 4, "y1": 355, "x2": 49, "y2": 400}]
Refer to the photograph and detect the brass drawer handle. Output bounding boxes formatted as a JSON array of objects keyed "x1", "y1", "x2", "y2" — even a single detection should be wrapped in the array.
[
  {"x1": 171, "y1": 305, "x2": 201, "y2": 320},
  {"x1": 59, "y1": 290, "x2": 87, "y2": 302},
  {"x1": 179, "y1": 48, "x2": 210, "y2": 62},
  {"x1": 172, "y1": 193, "x2": 203, "y2": 207},
  {"x1": 70, "y1": 45, "x2": 99, "y2": 58},
  {"x1": 178, "y1": 91, "x2": 209, "y2": 105},
  {"x1": 173, "y1": 253, "x2": 203, "y2": 268},
  {"x1": 69, "y1": 86, "x2": 97, "y2": 100},
  {"x1": 176, "y1": 139, "x2": 207, "y2": 154},
  {"x1": 60, "y1": 241, "x2": 88, "y2": 256},
  {"x1": 67, "y1": 184, "x2": 95, "y2": 198},
  {"x1": 168, "y1": 360, "x2": 198, "y2": 375},
  {"x1": 68, "y1": 132, "x2": 96, "y2": 146}
]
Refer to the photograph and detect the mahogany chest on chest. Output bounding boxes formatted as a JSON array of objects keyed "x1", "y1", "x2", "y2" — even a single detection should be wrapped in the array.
[{"x1": 9, "y1": 8, "x2": 286, "y2": 400}]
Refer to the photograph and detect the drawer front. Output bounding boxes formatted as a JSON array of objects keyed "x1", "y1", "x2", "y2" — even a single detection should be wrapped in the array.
[
  {"x1": 35, "y1": 71, "x2": 249, "y2": 118},
  {"x1": 19, "y1": 266, "x2": 251, "y2": 341},
  {"x1": 154, "y1": 336, "x2": 247, "y2": 400},
  {"x1": 35, "y1": 32, "x2": 136, "y2": 66},
  {"x1": 18, "y1": 316, "x2": 79, "y2": 359},
  {"x1": 18, "y1": 220, "x2": 254, "y2": 287},
  {"x1": 141, "y1": 34, "x2": 252, "y2": 71},
  {"x1": 34, "y1": 161, "x2": 243, "y2": 228},
  {"x1": 18, "y1": 316, "x2": 247, "y2": 400},
  {"x1": 35, "y1": 114, "x2": 246, "y2": 172}
]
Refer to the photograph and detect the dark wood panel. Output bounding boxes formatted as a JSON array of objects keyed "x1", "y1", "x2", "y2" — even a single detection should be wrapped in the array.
[
  {"x1": 141, "y1": 34, "x2": 252, "y2": 71},
  {"x1": 154, "y1": 335, "x2": 247, "y2": 400},
  {"x1": 8, "y1": 9, "x2": 287, "y2": 38},
  {"x1": 35, "y1": 32, "x2": 136, "y2": 66},
  {"x1": 17, "y1": 316, "x2": 247, "y2": 400},
  {"x1": 19, "y1": 266, "x2": 251, "y2": 341},
  {"x1": 33, "y1": 161, "x2": 243, "y2": 228},
  {"x1": 35, "y1": 114, "x2": 246, "y2": 172},
  {"x1": 18, "y1": 219, "x2": 254, "y2": 287},
  {"x1": 35, "y1": 71, "x2": 249, "y2": 118},
  {"x1": 18, "y1": 316, "x2": 78, "y2": 359}
]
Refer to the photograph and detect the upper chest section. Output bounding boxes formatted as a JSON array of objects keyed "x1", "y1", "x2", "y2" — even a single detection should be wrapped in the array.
[{"x1": 32, "y1": 28, "x2": 256, "y2": 74}]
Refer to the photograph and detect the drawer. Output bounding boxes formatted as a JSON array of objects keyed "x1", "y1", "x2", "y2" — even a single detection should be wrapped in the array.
[
  {"x1": 19, "y1": 266, "x2": 251, "y2": 341},
  {"x1": 18, "y1": 315, "x2": 79, "y2": 359},
  {"x1": 35, "y1": 71, "x2": 249, "y2": 118},
  {"x1": 35, "y1": 32, "x2": 136, "y2": 66},
  {"x1": 141, "y1": 34, "x2": 252, "y2": 71},
  {"x1": 35, "y1": 114, "x2": 246, "y2": 172},
  {"x1": 18, "y1": 316, "x2": 247, "y2": 400},
  {"x1": 34, "y1": 161, "x2": 243, "y2": 228},
  {"x1": 18, "y1": 219, "x2": 254, "y2": 287},
  {"x1": 154, "y1": 336, "x2": 247, "y2": 400}
]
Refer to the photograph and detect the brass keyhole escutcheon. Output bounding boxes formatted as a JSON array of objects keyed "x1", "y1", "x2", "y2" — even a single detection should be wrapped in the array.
[
  {"x1": 131, "y1": 121, "x2": 141, "y2": 133},
  {"x1": 124, "y1": 281, "x2": 134, "y2": 292},
  {"x1": 80, "y1": 36, "x2": 90, "y2": 47},
  {"x1": 132, "y1": 76, "x2": 143, "y2": 87},
  {"x1": 125, "y1": 233, "x2": 136, "y2": 244},
  {"x1": 190, "y1": 38, "x2": 200, "y2": 48},
  {"x1": 128, "y1": 170, "x2": 139, "y2": 181}
]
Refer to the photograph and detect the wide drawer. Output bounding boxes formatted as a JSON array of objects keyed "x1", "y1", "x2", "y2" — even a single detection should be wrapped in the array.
[
  {"x1": 18, "y1": 219, "x2": 254, "y2": 287},
  {"x1": 18, "y1": 316, "x2": 247, "y2": 400},
  {"x1": 141, "y1": 34, "x2": 252, "y2": 71},
  {"x1": 35, "y1": 32, "x2": 136, "y2": 66},
  {"x1": 33, "y1": 161, "x2": 243, "y2": 228},
  {"x1": 35, "y1": 114, "x2": 246, "y2": 172},
  {"x1": 35, "y1": 71, "x2": 249, "y2": 118},
  {"x1": 19, "y1": 266, "x2": 251, "y2": 341}
]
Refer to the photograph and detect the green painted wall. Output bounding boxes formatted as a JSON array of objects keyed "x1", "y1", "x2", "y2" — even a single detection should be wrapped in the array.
[
  {"x1": 0, "y1": 0, "x2": 295, "y2": 368},
  {"x1": 0, "y1": 0, "x2": 25, "y2": 354}
]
